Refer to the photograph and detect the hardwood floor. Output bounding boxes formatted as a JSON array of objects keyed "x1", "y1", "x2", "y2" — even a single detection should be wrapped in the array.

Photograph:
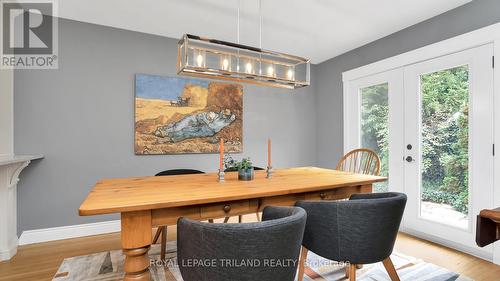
[
  {"x1": 395, "y1": 233, "x2": 500, "y2": 281},
  {"x1": 1, "y1": 216, "x2": 499, "y2": 281}
]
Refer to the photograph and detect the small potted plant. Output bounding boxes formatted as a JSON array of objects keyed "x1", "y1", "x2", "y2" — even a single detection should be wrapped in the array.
[
  {"x1": 224, "y1": 155, "x2": 255, "y2": 181},
  {"x1": 236, "y1": 158, "x2": 254, "y2": 181}
]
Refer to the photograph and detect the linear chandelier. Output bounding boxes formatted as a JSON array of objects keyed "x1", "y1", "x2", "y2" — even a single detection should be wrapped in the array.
[{"x1": 176, "y1": 2, "x2": 310, "y2": 89}]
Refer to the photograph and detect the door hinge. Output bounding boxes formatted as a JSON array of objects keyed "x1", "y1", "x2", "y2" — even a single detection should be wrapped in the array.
[
  {"x1": 493, "y1": 56, "x2": 495, "y2": 68},
  {"x1": 493, "y1": 144, "x2": 495, "y2": 156}
]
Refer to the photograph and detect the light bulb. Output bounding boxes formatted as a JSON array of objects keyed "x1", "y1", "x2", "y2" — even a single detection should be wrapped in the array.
[
  {"x1": 196, "y1": 54, "x2": 204, "y2": 67},
  {"x1": 245, "y1": 62, "x2": 253, "y2": 74},
  {"x1": 287, "y1": 68, "x2": 294, "y2": 80},
  {"x1": 267, "y1": 66, "x2": 274, "y2": 77},
  {"x1": 222, "y1": 58, "x2": 229, "y2": 70}
]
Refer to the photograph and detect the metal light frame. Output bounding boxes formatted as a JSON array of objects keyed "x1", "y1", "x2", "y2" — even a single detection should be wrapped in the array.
[{"x1": 177, "y1": 34, "x2": 310, "y2": 89}]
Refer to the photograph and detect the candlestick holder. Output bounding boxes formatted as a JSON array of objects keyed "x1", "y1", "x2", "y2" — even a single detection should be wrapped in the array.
[
  {"x1": 266, "y1": 166, "x2": 273, "y2": 179},
  {"x1": 218, "y1": 169, "x2": 225, "y2": 182}
]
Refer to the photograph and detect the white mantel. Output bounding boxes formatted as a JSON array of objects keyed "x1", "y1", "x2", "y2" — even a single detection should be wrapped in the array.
[
  {"x1": 0, "y1": 155, "x2": 43, "y2": 261},
  {"x1": 1, "y1": 68, "x2": 43, "y2": 260}
]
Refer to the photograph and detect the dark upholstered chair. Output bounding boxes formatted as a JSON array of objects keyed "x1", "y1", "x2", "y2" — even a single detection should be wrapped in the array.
[
  {"x1": 155, "y1": 169, "x2": 205, "y2": 177},
  {"x1": 296, "y1": 192, "x2": 407, "y2": 281},
  {"x1": 153, "y1": 169, "x2": 205, "y2": 260},
  {"x1": 223, "y1": 166, "x2": 265, "y2": 172},
  {"x1": 177, "y1": 206, "x2": 307, "y2": 281}
]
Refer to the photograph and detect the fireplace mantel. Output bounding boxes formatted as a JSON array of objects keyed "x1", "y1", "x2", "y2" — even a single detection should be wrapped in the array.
[{"x1": 0, "y1": 154, "x2": 43, "y2": 261}]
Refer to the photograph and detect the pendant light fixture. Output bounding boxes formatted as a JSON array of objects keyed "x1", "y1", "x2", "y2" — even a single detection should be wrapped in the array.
[{"x1": 177, "y1": 0, "x2": 310, "y2": 89}]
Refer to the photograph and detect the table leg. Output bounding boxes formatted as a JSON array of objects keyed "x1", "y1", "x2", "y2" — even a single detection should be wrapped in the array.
[
  {"x1": 121, "y1": 210, "x2": 152, "y2": 281},
  {"x1": 361, "y1": 184, "x2": 372, "y2": 193}
]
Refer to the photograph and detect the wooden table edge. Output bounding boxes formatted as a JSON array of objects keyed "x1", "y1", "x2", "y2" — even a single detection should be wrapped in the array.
[{"x1": 79, "y1": 178, "x2": 386, "y2": 216}]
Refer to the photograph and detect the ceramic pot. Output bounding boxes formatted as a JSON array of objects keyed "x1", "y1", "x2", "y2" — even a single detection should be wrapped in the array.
[{"x1": 238, "y1": 167, "x2": 254, "y2": 181}]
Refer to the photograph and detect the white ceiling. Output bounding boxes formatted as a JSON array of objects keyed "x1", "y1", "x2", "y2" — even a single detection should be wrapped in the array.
[{"x1": 58, "y1": 0, "x2": 471, "y2": 63}]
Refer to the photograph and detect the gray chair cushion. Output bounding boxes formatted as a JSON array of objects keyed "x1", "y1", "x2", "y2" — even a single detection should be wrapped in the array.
[
  {"x1": 296, "y1": 192, "x2": 407, "y2": 264},
  {"x1": 177, "y1": 206, "x2": 307, "y2": 281}
]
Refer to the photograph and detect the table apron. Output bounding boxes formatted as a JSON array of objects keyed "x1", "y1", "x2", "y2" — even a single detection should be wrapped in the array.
[{"x1": 150, "y1": 184, "x2": 372, "y2": 227}]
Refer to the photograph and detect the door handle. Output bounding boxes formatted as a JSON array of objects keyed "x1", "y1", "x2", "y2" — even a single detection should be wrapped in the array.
[{"x1": 405, "y1": 156, "x2": 414, "y2": 163}]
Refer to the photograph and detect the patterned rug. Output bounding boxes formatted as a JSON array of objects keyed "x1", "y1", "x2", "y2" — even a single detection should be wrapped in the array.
[{"x1": 53, "y1": 241, "x2": 473, "y2": 281}]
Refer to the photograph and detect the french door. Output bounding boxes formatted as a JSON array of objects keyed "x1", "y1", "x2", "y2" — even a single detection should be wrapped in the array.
[
  {"x1": 404, "y1": 44, "x2": 494, "y2": 253},
  {"x1": 345, "y1": 44, "x2": 494, "y2": 254},
  {"x1": 344, "y1": 69, "x2": 404, "y2": 194}
]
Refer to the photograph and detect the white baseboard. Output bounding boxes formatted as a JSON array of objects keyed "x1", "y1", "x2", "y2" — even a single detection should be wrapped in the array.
[
  {"x1": 18, "y1": 220, "x2": 121, "y2": 246},
  {"x1": 0, "y1": 244, "x2": 17, "y2": 261}
]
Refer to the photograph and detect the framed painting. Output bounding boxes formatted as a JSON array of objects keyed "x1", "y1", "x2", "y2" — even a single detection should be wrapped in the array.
[{"x1": 134, "y1": 74, "x2": 243, "y2": 154}]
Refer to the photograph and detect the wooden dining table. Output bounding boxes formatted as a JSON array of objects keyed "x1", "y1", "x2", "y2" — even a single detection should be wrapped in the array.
[{"x1": 79, "y1": 166, "x2": 386, "y2": 281}]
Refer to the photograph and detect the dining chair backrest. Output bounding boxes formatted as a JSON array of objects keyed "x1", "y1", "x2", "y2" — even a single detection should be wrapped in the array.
[
  {"x1": 155, "y1": 169, "x2": 205, "y2": 177},
  {"x1": 335, "y1": 148, "x2": 381, "y2": 175},
  {"x1": 224, "y1": 166, "x2": 265, "y2": 172},
  {"x1": 153, "y1": 169, "x2": 205, "y2": 261},
  {"x1": 296, "y1": 192, "x2": 406, "y2": 265},
  {"x1": 177, "y1": 206, "x2": 307, "y2": 281}
]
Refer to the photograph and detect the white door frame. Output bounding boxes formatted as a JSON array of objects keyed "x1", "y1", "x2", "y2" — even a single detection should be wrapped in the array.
[
  {"x1": 403, "y1": 44, "x2": 494, "y2": 258},
  {"x1": 343, "y1": 23, "x2": 500, "y2": 264}
]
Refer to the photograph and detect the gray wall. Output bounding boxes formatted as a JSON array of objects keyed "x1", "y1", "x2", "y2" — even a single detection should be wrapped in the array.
[
  {"x1": 316, "y1": 0, "x2": 500, "y2": 168},
  {"x1": 14, "y1": 19, "x2": 318, "y2": 233},
  {"x1": 15, "y1": 0, "x2": 500, "y2": 234}
]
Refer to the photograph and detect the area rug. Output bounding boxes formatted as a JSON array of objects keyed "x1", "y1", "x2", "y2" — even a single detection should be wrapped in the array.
[{"x1": 53, "y1": 241, "x2": 473, "y2": 281}]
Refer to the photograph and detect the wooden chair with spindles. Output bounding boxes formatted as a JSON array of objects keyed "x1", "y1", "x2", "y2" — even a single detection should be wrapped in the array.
[
  {"x1": 336, "y1": 148, "x2": 381, "y2": 176},
  {"x1": 335, "y1": 148, "x2": 381, "y2": 276}
]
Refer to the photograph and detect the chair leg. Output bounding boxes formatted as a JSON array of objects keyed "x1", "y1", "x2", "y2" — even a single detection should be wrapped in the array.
[
  {"x1": 223, "y1": 217, "x2": 230, "y2": 223},
  {"x1": 382, "y1": 257, "x2": 399, "y2": 281},
  {"x1": 256, "y1": 212, "x2": 261, "y2": 222},
  {"x1": 160, "y1": 226, "x2": 167, "y2": 261},
  {"x1": 348, "y1": 264, "x2": 357, "y2": 281},
  {"x1": 238, "y1": 215, "x2": 243, "y2": 223},
  {"x1": 152, "y1": 226, "x2": 163, "y2": 244},
  {"x1": 208, "y1": 219, "x2": 214, "y2": 223},
  {"x1": 297, "y1": 246, "x2": 308, "y2": 281},
  {"x1": 382, "y1": 257, "x2": 400, "y2": 281}
]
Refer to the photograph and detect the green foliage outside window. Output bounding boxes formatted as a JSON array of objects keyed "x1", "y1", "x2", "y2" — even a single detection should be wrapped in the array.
[
  {"x1": 420, "y1": 66, "x2": 469, "y2": 214},
  {"x1": 361, "y1": 83, "x2": 389, "y2": 193}
]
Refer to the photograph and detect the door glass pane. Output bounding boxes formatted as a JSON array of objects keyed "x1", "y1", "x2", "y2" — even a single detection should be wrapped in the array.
[
  {"x1": 360, "y1": 83, "x2": 389, "y2": 192},
  {"x1": 420, "y1": 65, "x2": 469, "y2": 229}
]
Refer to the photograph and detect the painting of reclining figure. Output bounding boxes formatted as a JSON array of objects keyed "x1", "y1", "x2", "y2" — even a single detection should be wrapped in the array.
[{"x1": 135, "y1": 74, "x2": 243, "y2": 154}]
